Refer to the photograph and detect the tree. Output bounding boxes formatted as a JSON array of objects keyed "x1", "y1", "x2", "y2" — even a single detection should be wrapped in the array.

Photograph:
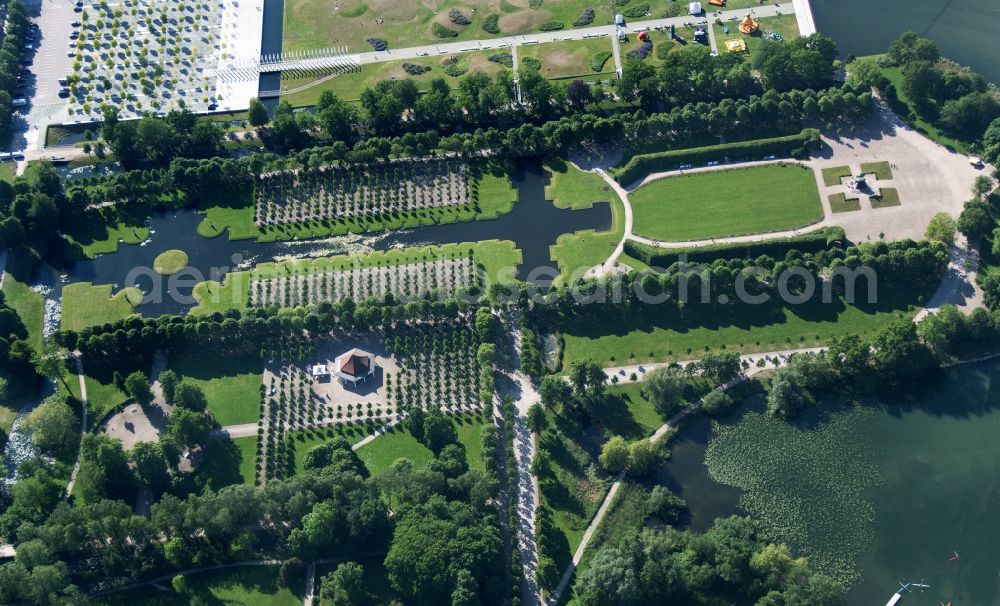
[
  {"x1": 886, "y1": 32, "x2": 939, "y2": 66},
  {"x1": 125, "y1": 370, "x2": 153, "y2": 407},
  {"x1": 598, "y1": 435, "x2": 629, "y2": 473},
  {"x1": 422, "y1": 408, "x2": 457, "y2": 454},
  {"x1": 900, "y1": 60, "x2": 941, "y2": 108},
  {"x1": 925, "y1": 212, "x2": 957, "y2": 245},
  {"x1": 35, "y1": 346, "x2": 72, "y2": 394},
  {"x1": 316, "y1": 91, "x2": 360, "y2": 142},
  {"x1": 247, "y1": 97, "x2": 269, "y2": 126},
  {"x1": 700, "y1": 390, "x2": 734, "y2": 418},
  {"x1": 642, "y1": 366, "x2": 685, "y2": 417},
  {"x1": 539, "y1": 375, "x2": 573, "y2": 410},
  {"x1": 958, "y1": 200, "x2": 993, "y2": 240},
  {"x1": 158, "y1": 369, "x2": 178, "y2": 404},
  {"x1": 972, "y1": 175, "x2": 994, "y2": 200},
  {"x1": 303, "y1": 437, "x2": 364, "y2": 475},
  {"x1": 130, "y1": 441, "x2": 170, "y2": 494},
  {"x1": 406, "y1": 406, "x2": 426, "y2": 442},
  {"x1": 172, "y1": 382, "x2": 207, "y2": 411},
  {"x1": 569, "y1": 360, "x2": 606, "y2": 399},
  {"x1": 76, "y1": 434, "x2": 134, "y2": 502},
  {"x1": 696, "y1": 350, "x2": 741, "y2": 383},
  {"x1": 450, "y1": 569, "x2": 480, "y2": 606},
  {"x1": 22, "y1": 396, "x2": 78, "y2": 460},
  {"x1": 566, "y1": 80, "x2": 593, "y2": 111},
  {"x1": 526, "y1": 403, "x2": 548, "y2": 433},
  {"x1": 627, "y1": 440, "x2": 657, "y2": 478},
  {"x1": 939, "y1": 92, "x2": 1000, "y2": 137},
  {"x1": 165, "y1": 407, "x2": 213, "y2": 450},
  {"x1": 320, "y1": 562, "x2": 369, "y2": 606},
  {"x1": 574, "y1": 546, "x2": 639, "y2": 606},
  {"x1": 871, "y1": 317, "x2": 936, "y2": 384},
  {"x1": 648, "y1": 486, "x2": 687, "y2": 525}
]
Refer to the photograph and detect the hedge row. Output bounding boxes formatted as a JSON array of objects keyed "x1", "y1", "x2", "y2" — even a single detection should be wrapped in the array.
[
  {"x1": 612, "y1": 128, "x2": 821, "y2": 185},
  {"x1": 623, "y1": 226, "x2": 847, "y2": 266}
]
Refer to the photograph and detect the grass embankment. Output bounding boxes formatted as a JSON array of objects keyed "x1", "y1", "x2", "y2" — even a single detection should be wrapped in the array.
[
  {"x1": 629, "y1": 163, "x2": 823, "y2": 242},
  {"x1": 60, "y1": 282, "x2": 142, "y2": 332},
  {"x1": 560, "y1": 289, "x2": 927, "y2": 369},
  {"x1": 191, "y1": 240, "x2": 522, "y2": 315},
  {"x1": 2, "y1": 275, "x2": 44, "y2": 353},
  {"x1": 283, "y1": 0, "x2": 610, "y2": 54},
  {"x1": 282, "y1": 50, "x2": 510, "y2": 106},
  {"x1": 168, "y1": 352, "x2": 263, "y2": 426},
  {"x1": 62, "y1": 208, "x2": 151, "y2": 259},
  {"x1": 94, "y1": 564, "x2": 303, "y2": 605},
  {"x1": 518, "y1": 38, "x2": 617, "y2": 81},
  {"x1": 544, "y1": 160, "x2": 623, "y2": 283},
  {"x1": 196, "y1": 171, "x2": 518, "y2": 242}
]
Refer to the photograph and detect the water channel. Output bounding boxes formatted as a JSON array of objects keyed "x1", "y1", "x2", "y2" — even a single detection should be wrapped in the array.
[
  {"x1": 659, "y1": 360, "x2": 1000, "y2": 606},
  {"x1": 58, "y1": 160, "x2": 610, "y2": 316}
]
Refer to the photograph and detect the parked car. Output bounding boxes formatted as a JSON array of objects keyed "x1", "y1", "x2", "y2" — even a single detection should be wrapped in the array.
[
  {"x1": 58, "y1": 88, "x2": 70, "y2": 97},
  {"x1": 11, "y1": 98, "x2": 27, "y2": 108}
]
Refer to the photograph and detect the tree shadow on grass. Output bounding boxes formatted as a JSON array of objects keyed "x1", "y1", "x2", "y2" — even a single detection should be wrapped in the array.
[{"x1": 183, "y1": 436, "x2": 243, "y2": 492}]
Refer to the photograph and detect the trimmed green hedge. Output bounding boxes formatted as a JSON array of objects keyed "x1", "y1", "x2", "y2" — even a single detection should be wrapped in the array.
[
  {"x1": 588, "y1": 50, "x2": 613, "y2": 72},
  {"x1": 613, "y1": 129, "x2": 821, "y2": 185},
  {"x1": 623, "y1": 226, "x2": 847, "y2": 266}
]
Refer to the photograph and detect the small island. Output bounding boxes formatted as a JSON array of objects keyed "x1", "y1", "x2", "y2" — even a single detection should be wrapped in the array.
[{"x1": 153, "y1": 250, "x2": 190, "y2": 275}]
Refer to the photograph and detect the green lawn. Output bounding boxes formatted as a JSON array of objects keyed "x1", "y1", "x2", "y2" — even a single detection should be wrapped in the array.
[
  {"x1": 2, "y1": 275, "x2": 44, "y2": 353},
  {"x1": 829, "y1": 193, "x2": 861, "y2": 213},
  {"x1": 283, "y1": 0, "x2": 613, "y2": 54},
  {"x1": 234, "y1": 436, "x2": 258, "y2": 484},
  {"x1": 544, "y1": 160, "x2": 624, "y2": 284},
  {"x1": 0, "y1": 161, "x2": 16, "y2": 183},
  {"x1": 604, "y1": 383, "x2": 662, "y2": 437},
  {"x1": 191, "y1": 240, "x2": 521, "y2": 315},
  {"x1": 714, "y1": 13, "x2": 801, "y2": 59},
  {"x1": 821, "y1": 165, "x2": 852, "y2": 187},
  {"x1": 282, "y1": 50, "x2": 510, "y2": 106},
  {"x1": 871, "y1": 187, "x2": 902, "y2": 209},
  {"x1": 561, "y1": 291, "x2": 927, "y2": 369},
  {"x1": 84, "y1": 375, "x2": 130, "y2": 429},
  {"x1": 196, "y1": 171, "x2": 518, "y2": 243},
  {"x1": 861, "y1": 161, "x2": 893, "y2": 180},
  {"x1": 356, "y1": 426, "x2": 435, "y2": 476},
  {"x1": 60, "y1": 283, "x2": 142, "y2": 332},
  {"x1": 518, "y1": 38, "x2": 617, "y2": 81},
  {"x1": 95, "y1": 565, "x2": 303, "y2": 606},
  {"x1": 169, "y1": 352, "x2": 263, "y2": 426},
  {"x1": 62, "y1": 212, "x2": 150, "y2": 260},
  {"x1": 629, "y1": 164, "x2": 823, "y2": 242}
]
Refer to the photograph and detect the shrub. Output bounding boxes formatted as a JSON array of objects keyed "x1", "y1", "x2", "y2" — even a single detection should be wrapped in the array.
[
  {"x1": 529, "y1": 0, "x2": 543, "y2": 7},
  {"x1": 538, "y1": 20, "x2": 565, "y2": 31},
  {"x1": 623, "y1": 226, "x2": 846, "y2": 266},
  {"x1": 488, "y1": 53, "x2": 513, "y2": 68},
  {"x1": 626, "y1": 40, "x2": 653, "y2": 60},
  {"x1": 655, "y1": 40, "x2": 676, "y2": 59},
  {"x1": 366, "y1": 38, "x2": 388, "y2": 51},
  {"x1": 482, "y1": 13, "x2": 500, "y2": 34},
  {"x1": 443, "y1": 62, "x2": 468, "y2": 77},
  {"x1": 573, "y1": 7, "x2": 596, "y2": 27},
  {"x1": 521, "y1": 56, "x2": 542, "y2": 72},
  {"x1": 448, "y1": 8, "x2": 471, "y2": 25},
  {"x1": 622, "y1": 2, "x2": 650, "y2": 18},
  {"x1": 612, "y1": 129, "x2": 821, "y2": 185},
  {"x1": 402, "y1": 63, "x2": 431, "y2": 76},
  {"x1": 662, "y1": 3, "x2": 683, "y2": 17},
  {"x1": 588, "y1": 50, "x2": 613, "y2": 72},
  {"x1": 432, "y1": 22, "x2": 459, "y2": 38}
]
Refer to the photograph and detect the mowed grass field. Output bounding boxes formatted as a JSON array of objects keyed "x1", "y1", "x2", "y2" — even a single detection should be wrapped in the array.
[
  {"x1": 168, "y1": 352, "x2": 264, "y2": 426},
  {"x1": 629, "y1": 163, "x2": 823, "y2": 242},
  {"x1": 283, "y1": 0, "x2": 614, "y2": 54},
  {"x1": 518, "y1": 37, "x2": 616, "y2": 80},
  {"x1": 282, "y1": 49, "x2": 511, "y2": 106},
  {"x1": 60, "y1": 282, "x2": 142, "y2": 332},
  {"x1": 560, "y1": 289, "x2": 927, "y2": 369}
]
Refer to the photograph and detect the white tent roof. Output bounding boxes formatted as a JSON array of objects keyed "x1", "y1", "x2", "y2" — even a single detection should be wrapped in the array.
[{"x1": 689, "y1": 2, "x2": 702, "y2": 14}]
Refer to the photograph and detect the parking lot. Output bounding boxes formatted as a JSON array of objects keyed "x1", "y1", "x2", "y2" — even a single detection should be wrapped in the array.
[{"x1": 13, "y1": 0, "x2": 76, "y2": 151}]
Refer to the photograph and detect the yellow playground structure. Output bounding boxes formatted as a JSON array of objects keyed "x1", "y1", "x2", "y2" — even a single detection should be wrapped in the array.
[
  {"x1": 738, "y1": 14, "x2": 759, "y2": 34},
  {"x1": 725, "y1": 39, "x2": 747, "y2": 53}
]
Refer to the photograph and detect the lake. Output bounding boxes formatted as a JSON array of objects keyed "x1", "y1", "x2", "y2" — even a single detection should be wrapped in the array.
[
  {"x1": 812, "y1": 0, "x2": 1000, "y2": 84},
  {"x1": 660, "y1": 360, "x2": 1000, "y2": 605}
]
